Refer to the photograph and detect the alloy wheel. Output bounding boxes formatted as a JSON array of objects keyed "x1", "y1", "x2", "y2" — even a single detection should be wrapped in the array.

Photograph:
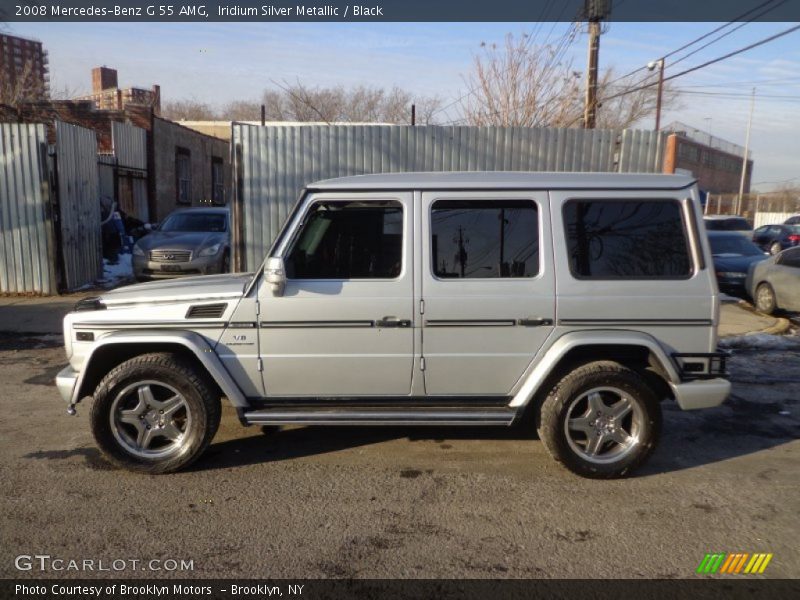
[{"x1": 564, "y1": 386, "x2": 644, "y2": 464}]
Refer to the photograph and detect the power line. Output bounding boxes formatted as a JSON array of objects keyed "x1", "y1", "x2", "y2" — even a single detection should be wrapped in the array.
[
  {"x1": 598, "y1": 23, "x2": 800, "y2": 104},
  {"x1": 602, "y1": 0, "x2": 785, "y2": 88},
  {"x1": 675, "y1": 90, "x2": 800, "y2": 100},
  {"x1": 666, "y1": 0, "x2": 790, "y2": 70}
]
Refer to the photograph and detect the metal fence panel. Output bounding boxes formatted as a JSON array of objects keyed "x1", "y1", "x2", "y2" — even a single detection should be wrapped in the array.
[
  {"x1": 112, "y1": 121, "x2": 147, "y2": 171},
  {"x1": 0, "y1": 123, "x2": 56, "y2": 295},
  {"x1": 233, "y1": 124, "x2": 666, "y2": 271},
  {"x1": 754, "y1": 212, "x2": 794, "y2": 228},
  {"x1": 55, "y1": 121, "x2": 102, "y2": 290}
]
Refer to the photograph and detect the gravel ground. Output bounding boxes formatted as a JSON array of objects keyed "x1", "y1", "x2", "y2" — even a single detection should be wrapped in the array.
[{"x1": 0, "y1": 332, "x2": 798, "y2": 579}]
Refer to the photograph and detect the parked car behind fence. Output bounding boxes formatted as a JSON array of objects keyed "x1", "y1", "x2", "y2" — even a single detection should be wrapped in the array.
[
  {"x1": 132, "y1": 207, "x2": 230, "y2": 281},
  {"x1": 752, "y1": 224, "x2": 800, "y2": 255},
  {"x1": 703, "y1": 215, "x2": 753, "y2": 239},
  {"x1": 707, "y1": 231, "x2": 768, "y2": 297}
]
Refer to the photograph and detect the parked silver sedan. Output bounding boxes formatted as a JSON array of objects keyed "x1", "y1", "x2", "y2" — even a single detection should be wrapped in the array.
[
  {"x1": 133, "y1": 207, "x2": 230, "y2": 281},
  {"x1": 747, "y1": 246, "x2": 800, "y2": 314}
]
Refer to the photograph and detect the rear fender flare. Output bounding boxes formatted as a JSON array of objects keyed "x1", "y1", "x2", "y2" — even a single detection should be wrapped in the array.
[{"x1": 509, "y1": 330, "x2": 680, "y2": 408}]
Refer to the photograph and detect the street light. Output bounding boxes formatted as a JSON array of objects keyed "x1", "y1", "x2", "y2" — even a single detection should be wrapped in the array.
[{"x1": 647, "y1": 59, "x2": 665, "y2": 131}]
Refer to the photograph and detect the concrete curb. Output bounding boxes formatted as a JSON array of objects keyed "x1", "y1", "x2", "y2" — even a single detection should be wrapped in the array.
[
  {"x1": 754, "y1": 317, "x2": 792, "y2": 336},
  {"x1": 736, "y1": 300, "x2": 792, "y2": 336}
]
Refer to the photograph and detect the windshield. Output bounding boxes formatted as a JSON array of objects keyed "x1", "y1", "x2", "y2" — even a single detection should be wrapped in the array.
[
  {"x1": 160, "y1": 213, "x2": 227, "y2": 233},
  {"x1": 704, "y1": 218, "x2": 750, "y2": 231},
  {"x1": 709, "y1": 235, "x2": 763, "y2": 256}
]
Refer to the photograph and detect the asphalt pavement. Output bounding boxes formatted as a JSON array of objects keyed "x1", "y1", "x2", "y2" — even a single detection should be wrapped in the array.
[{"x1": 0, "y1": 298, "x2": 798, "y2": 579}]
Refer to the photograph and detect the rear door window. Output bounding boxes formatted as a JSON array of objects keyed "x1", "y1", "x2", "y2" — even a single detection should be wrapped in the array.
[
  {"x1": 430, "y1": 200, "x2": 539, "y2": 279},
  {"x1": 563, "y1": 199, "x2": 693, "y2": 279}
]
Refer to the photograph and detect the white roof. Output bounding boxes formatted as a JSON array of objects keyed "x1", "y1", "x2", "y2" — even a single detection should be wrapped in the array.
[{"x1": 309, "y1": 171, "x2": 696, "y2": 191}]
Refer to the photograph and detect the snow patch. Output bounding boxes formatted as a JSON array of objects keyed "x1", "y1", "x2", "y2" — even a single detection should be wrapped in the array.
[
  {"x1": 97, "y1": 253, "x2": 133, "y2": 288},
  {"x1": 719, "y1": 293, "x2": 742, "y2": 303},
  {"x1": 720, "y1": 333, "x2": 800, "y2": 350}
]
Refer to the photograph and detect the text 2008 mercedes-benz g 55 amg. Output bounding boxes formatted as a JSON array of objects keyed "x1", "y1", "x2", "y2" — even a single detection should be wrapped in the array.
[{"x1": 57, "y1": 172, "x2": 730, "y2": 478}]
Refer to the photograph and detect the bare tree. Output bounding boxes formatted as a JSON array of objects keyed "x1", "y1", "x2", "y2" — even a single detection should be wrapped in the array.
[
  {"x1": 261, "y1": 81, "x2": 441, "y2": 124},
  {"x1": 222, "y1": 100, "x2": 262, "y2": 121},
  {"x1": 462, "y1": 33, "x2": 679, "y2": 129},
  {"x1": 160, "y1": 83, "x2": 441, "y2": 124},
  {"x1": 161, "y1": 98, "x2": 218, "y2": 121},
  {"x1": 0, "y1": 59, "x2": 48, "y2": 107},
  {"x1": 595, "y1": 68, "x2": 681, "y2": 130}
]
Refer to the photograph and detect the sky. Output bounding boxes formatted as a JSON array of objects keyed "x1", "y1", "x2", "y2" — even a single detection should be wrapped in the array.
[{"x1": 5, "y1": 20, "x2": 800, "y2": 191}]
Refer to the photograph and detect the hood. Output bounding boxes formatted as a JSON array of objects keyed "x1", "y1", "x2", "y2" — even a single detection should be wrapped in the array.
[
  {"x1": 135, "y1": 230, "x2": 227, "y2": 252},
  {"x1": 100, "y1": 272, "x2": 253, "y2": 307},
  {"x1": 713, "y1": 253, "x2": 767, "y2": 273}
]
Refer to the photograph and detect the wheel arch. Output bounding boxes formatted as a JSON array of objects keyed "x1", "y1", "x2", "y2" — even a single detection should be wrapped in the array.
[
  {"x1": 510, "y1": 331, "x2": 679, "y2": 417},
  {"x1": 72, "y1": 331, "x2": 248, "y2": 408}
]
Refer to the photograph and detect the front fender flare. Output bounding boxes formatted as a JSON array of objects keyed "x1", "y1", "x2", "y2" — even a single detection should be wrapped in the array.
[
  {"x1": 509, "y1": 330, "x2": 680, "y2": 408},
  {"x1": 71, "y1": 330, "x2": 248, "y2": 408}
]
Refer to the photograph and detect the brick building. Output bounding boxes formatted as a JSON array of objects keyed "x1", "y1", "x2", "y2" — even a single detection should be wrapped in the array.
[
  {"x1": 74, "y1": 66, "x2": 161, "y2": 114},
  {"x1": 150, "y1": 117, "x2": 230, "y2": 221},
  {"x1": 0, "y1": 33, "x2": 49, "y2": 97},
  {"x1": 662, "y1": 122, "x2": 753, "y2": 194},
  {"x1": 2, "y1": 66, "x2": 229, "y2": 223}
]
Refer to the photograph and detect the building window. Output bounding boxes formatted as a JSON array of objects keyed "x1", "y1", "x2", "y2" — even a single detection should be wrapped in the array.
[
  {"x1": 430, "y1": 200, "x2": 539, "y2": 279},
  {"x1": 211, "y1": 157, "x2": 225, "y2": 204},
  {"x1": 175, "y1": 147, "x2": 191, "y2": 204}
]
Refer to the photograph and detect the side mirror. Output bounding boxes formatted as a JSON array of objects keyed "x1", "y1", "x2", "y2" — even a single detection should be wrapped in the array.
[{"x1": 264, "y1": 257, "x2": 286, "y2": 297}]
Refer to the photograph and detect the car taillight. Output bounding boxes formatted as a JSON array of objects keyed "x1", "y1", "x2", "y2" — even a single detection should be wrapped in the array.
[{"x1": 789, "y1": 234, "x2": 800, "y2": 243}]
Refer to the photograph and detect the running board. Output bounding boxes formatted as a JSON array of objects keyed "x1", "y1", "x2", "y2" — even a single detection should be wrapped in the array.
[{"x1": 241, "y1": 407, "x2": 518, "y2": 426}]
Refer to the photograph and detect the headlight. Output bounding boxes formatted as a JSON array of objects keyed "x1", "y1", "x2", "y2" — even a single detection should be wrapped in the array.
[
  {"x1": 717, "y1": 272, "x2": 746, "y2": 278},
  {"x1": 132, "y1": 244, "x2": 145, "y2": 256},
  {"x1": 199, "y1": 243, "x2": 222, "y2": 257}
]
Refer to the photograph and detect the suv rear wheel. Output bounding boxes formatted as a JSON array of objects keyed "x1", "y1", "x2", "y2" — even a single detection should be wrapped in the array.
[
  {"x1": 90, "y1": 353, "x2": 221, "y2": 474},
  {"x1": 538, "y1": 361, "x2": 661, "y2": 479}
]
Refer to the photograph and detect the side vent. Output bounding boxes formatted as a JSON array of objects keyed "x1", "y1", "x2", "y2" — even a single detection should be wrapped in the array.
[{"x1": 186, "y1": 303, "x2": 228, "y2": 319}]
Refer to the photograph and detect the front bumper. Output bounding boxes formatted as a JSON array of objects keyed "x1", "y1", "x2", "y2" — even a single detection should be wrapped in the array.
[
  {"x1": 56, "y1": 365, "x2": 79, "y2": 404},
  {"x1": 133, "y1": 254, "x2": 223, "y2": 279},
  {"x1": 670, "y1": 378, "x2": 731, "y2": 410}
]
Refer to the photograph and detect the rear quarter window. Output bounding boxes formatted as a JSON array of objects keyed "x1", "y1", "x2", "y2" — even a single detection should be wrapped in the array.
[{"x1": 563, "y1": 199, "x2": 693, "y2": 279}]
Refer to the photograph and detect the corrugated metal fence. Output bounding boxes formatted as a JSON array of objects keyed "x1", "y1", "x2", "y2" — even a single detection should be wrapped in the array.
[
  {"x1": 233, "y1": 124, "x2": 665, "y2": 271},
  {"x1": 111, "y1": 121, "x2": 149, "y2": 221},
  {"x1": 0, "y1": 123, "x2": 57, "y2": 294},
  {"x1": 112, "y1": 121, "x2": 148, "y2": 171},
  {"x1": 754, "y1": 212, "x2": 795, "y2": 228},
  {"x1": 55, "y1": 121, "x2": 102, "y2": 290}
]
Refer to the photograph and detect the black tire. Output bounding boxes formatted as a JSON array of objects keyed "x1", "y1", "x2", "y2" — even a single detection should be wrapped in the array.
[
  {"x1": 537, "y1": 361, "x2": 661, "y2": 479},
  {"x1": 90, "y1": 353, "x2": 221, "y2": 474},
  {"x1": 769, "y1": 242, "x2": 782, "y2": 255},
  {"x1": 754, "y1": 282, "x2": 777, "y2": 315}
]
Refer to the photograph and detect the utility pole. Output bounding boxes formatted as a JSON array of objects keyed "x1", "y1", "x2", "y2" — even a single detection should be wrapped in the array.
[
  {"x1": 737, "y1": 88, "x2": 755, "y2": 215},
  {"x1": 411, "y1": 104, "x2": 416, "y2": 126},
  {"x1": 583, "y1": 0, "x2": 610, "y2": 129},
  {"x1": 648, "y1": 59, "x2": 665, "y2": 131}
]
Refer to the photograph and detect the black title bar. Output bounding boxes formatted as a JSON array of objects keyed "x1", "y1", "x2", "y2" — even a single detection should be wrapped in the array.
[{"x1": 2, "y1": 0, "x2": 800, "y2": 22}]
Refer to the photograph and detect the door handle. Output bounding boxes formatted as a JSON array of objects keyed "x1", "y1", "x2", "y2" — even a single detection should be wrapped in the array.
[
  {"x1": 376, "y1": 316, "x2": 411, "y2": 328},
  {"x1": 517, "y1": 318, "x2": 554, "y2": 327}
]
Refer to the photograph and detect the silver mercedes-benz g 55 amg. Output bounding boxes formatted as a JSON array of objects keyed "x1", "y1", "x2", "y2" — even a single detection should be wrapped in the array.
[{"x1": 56, "y1": 172, "x2": 730, "y2": 478}]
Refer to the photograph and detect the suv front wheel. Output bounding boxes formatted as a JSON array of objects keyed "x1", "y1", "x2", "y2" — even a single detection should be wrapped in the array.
[
  {"x1": 538, "y1": 361, "x2": 661, "y2": 479},
  {"x1": 90, "y1": 353, "x2": 221, "y2": 473}
]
